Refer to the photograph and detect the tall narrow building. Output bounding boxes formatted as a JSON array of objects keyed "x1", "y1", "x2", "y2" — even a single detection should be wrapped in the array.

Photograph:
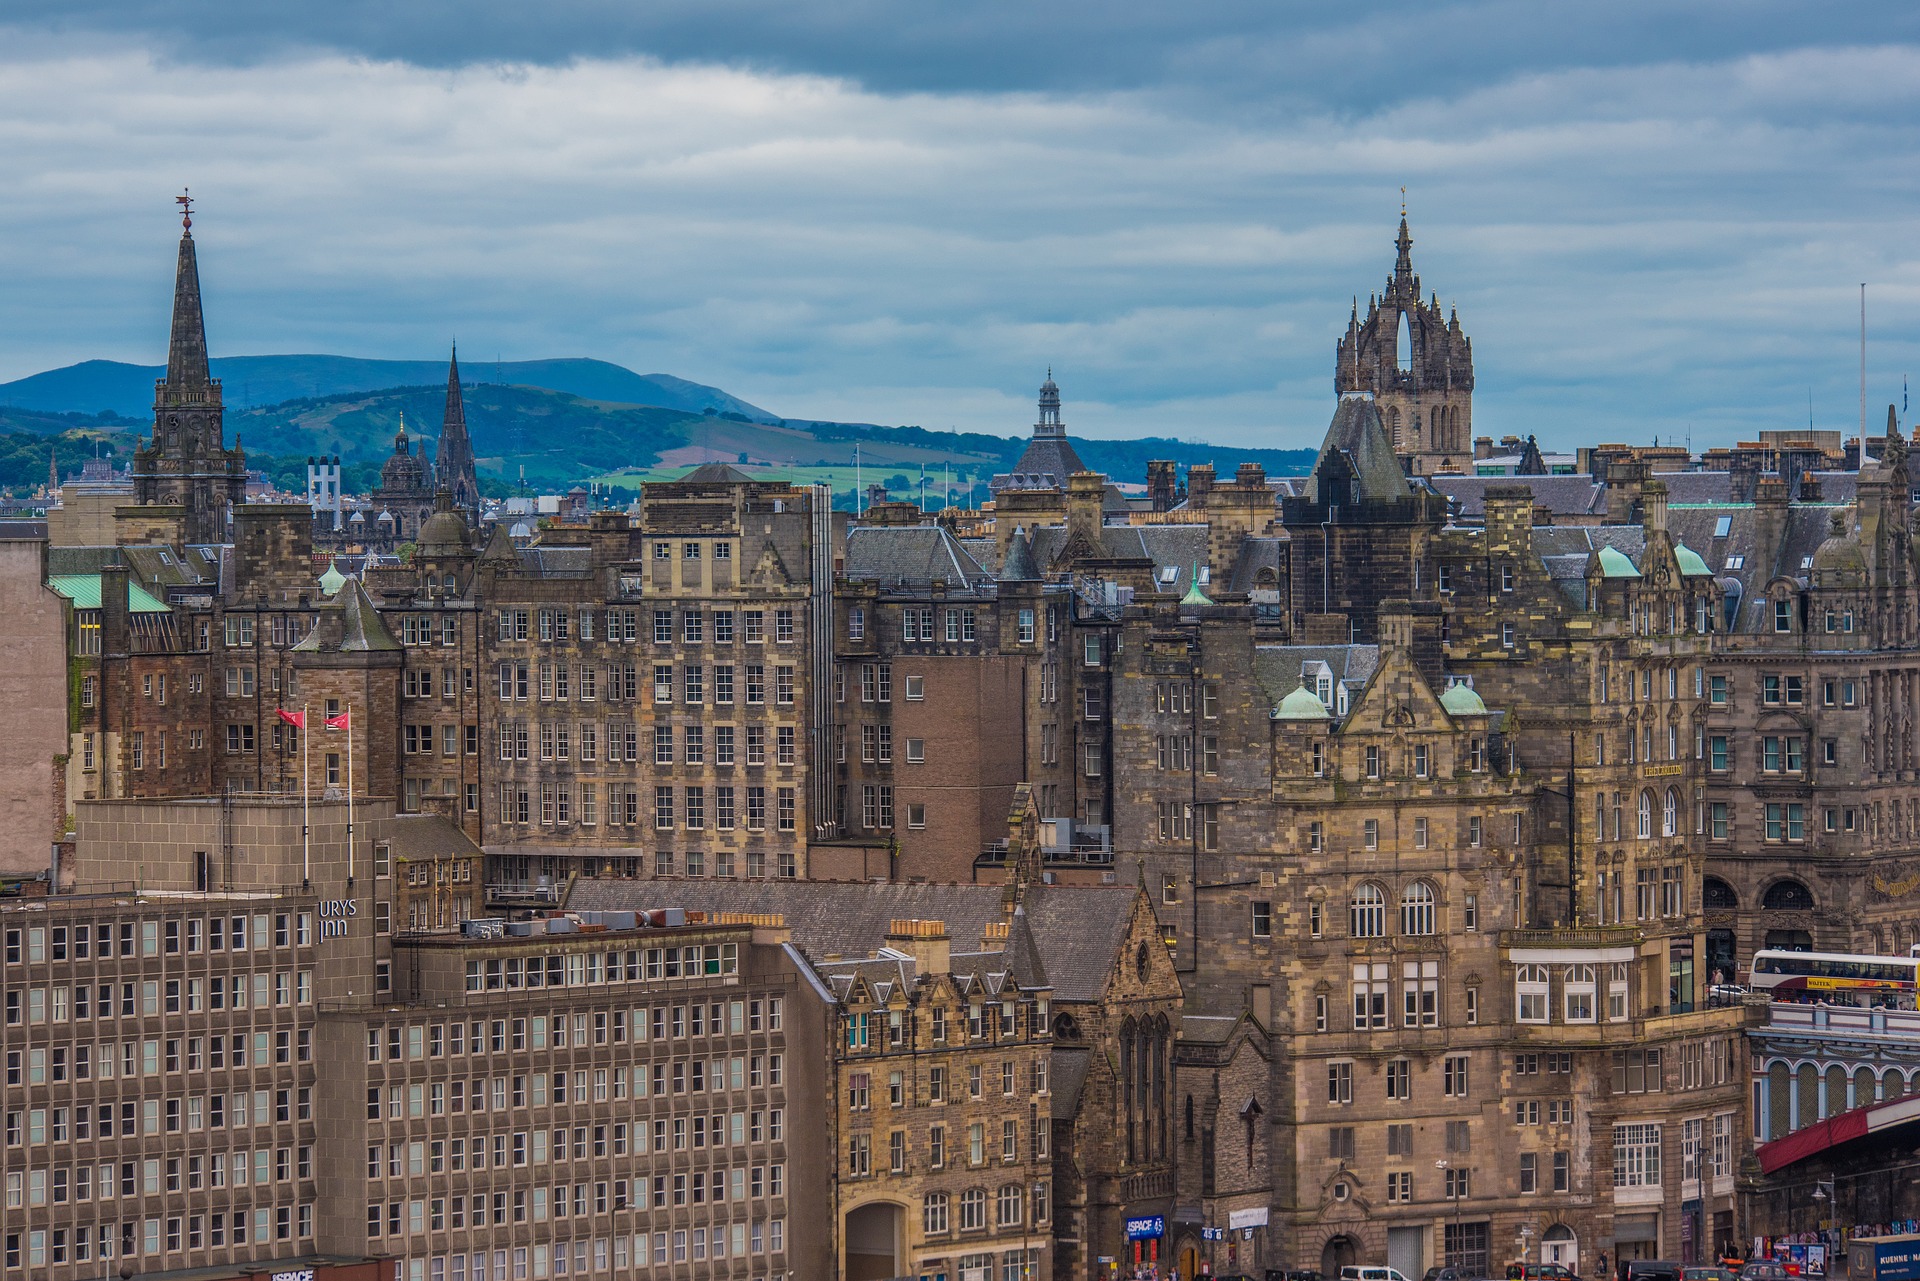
[
  {"x1": 130, "y1": 199, "x2": 247, "y2": 545},
  {"x1": 435, "y1": 344, "x2": 482, "y2": 521}
]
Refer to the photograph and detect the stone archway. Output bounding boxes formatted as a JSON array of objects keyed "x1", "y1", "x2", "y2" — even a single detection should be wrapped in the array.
[
  {"x1": 1322, "y1": 1235, "x2": 1360, "y2": 1276},
  {"x1": 844, "y1": 1201, "x2": 906, "y2": 1281}
]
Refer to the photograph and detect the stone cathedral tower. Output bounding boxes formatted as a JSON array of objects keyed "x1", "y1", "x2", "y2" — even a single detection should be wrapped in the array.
[
  {"x1": 1334, "y1": 215, "x2": 1475, "y2": 475},
  {"x1": 130, "y1": 199, "x2": 247, "y2": 545}
]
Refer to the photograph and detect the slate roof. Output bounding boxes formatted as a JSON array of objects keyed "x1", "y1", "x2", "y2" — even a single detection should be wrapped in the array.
[
  {"x1": 1251, "y1": 645, "x2": 1380, "y2": 710},
  {"x1": 843, "y1": 525, "x2": 992, "y2": 590},
  {"x1": 1665, "y1": 502, "x2": 1848, "y2": 633},
  {"x1": 1432, "y1": 474, "x2": 1604, "y2": 518},
  {"x1": 996, "y1": 435, "x2": 1089, "y2": 492},
  {"x1": 1179, "y1": 1014, "x2": 1240, "y2": 1045},
  {"x1": 566, "y1": 879, "x2": 1140, "y2": 1004},
  {"x1": 681, "y1": 463, "x2": 758, "y2": 484},
  {"x1": 1309, "y1": 395, "x2": 1410, "y2": 504},
  {"x1": 1224, "y1": 538, "x2": 1285, "y2": 594},
  {"x1": 386, "y1": 812, "x2": 484, "y2": 862},
  {"x1": 518, "y1": 546, "x2": 591, "y2": 576}
]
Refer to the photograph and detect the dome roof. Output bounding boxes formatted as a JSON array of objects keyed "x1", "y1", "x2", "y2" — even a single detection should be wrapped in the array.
[
  {"x1": 1275, "y1": 684, "x2": 1331, "y2": 721},
  {"x1": 416, "y1": 490, "x2": 471, "y2": 554},
  {"x1": 1812, "y1": 510, "x2": 1867, "y2": 583},
  {"x1": 1439, "y1": 681, "x2": 1488, "y2": 716},
  {"x1": 318, "y1": 558, "x2": 346, "y2": 596}
]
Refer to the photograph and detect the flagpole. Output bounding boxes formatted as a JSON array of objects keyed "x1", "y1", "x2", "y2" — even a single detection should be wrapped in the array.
[
  {"x1": 346, "y1": 703, "x2": 356, "y2": 886},
  {"x1": 300, "y1": 703, "x2": 311, "y2": 889}
]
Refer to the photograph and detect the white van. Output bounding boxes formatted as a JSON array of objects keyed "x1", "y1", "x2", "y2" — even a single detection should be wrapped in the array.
[{"x1": 1342, "y1": 1269, "x2": 1415, "y2": 1281}]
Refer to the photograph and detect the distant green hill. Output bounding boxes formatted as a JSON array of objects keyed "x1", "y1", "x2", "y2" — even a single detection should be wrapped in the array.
[
  {"x1": 0, "y1": 355, "x2": 776, "y2": 423},
  {"x1": 0, "y1": 363, "x2": 1320, "y2": 502}
]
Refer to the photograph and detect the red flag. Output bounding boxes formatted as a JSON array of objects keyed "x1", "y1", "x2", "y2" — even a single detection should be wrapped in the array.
[
  {"x1": 324, "y1": 710, "x2": 351, "y2": 731},
  {"x1": 276, "y1": 709, "x2": 305, "y2": 729}
]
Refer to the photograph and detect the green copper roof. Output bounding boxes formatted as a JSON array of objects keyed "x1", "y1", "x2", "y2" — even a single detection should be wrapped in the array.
[
  {"x1": 47, "y1": 574, "x2": 169, "y2": 613},
  {"x1": 1275, "y1": 684, "x2": 1331, "y2": 720},
  {"x1": 1439, "y1": 682, "x2": 1488, "y2": 716},
  {"x1": 1596, "y1": 545, "x2": 1641, "y2": 579},
  {"x1": 1672, "y1": 542, "x2": 1712, "y2": 577},
  {"x1": 1180, "y1": 563, "x2": 1214, "y2": 607},
  {"x1": 318, "y1": 559, "x2": 347, "y2": 596}
]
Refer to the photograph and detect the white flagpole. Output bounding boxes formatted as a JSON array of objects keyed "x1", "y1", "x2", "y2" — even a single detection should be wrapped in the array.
[
  {"x1": 300, "y1": 704, "x2": 311, "y2": 889},
  {"x1": 346, "y1": 704, "x2": 356, "y2": 885}
]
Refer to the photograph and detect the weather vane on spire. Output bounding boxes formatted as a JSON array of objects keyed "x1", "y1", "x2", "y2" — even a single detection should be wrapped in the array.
[
  {"x1": 176, "y1": 188, "x2": 193, "y2": 231},
  {"x1": 1400, "y1": 186, "x2": 1407, "y2": 219}
]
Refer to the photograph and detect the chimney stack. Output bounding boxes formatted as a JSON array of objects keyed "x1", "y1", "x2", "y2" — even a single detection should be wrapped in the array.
[{"x1": 884, "y1": 919, "x2": 950, "y2": 976}]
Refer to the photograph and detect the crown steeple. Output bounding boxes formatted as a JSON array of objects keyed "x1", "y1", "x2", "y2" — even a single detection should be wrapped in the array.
[{"x1": 434, "y1": 344, "x2": 481, "y2": 520}]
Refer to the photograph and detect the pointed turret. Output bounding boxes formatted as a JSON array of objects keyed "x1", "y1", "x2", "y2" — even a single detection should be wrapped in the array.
[
  {"x1": 1394, "y1": 215, "x2": 1414, "y2": 282},
  {"x1": 166, "y1": 221, "x2": 212, "y2": 389},
  {"x1": 132, "y1": 194, "x2": 244, "y2": 546},
  {"x1": 435, "y1": 345, "x2": 481, "y2": 518},
  {"x1": 999, "y1": 527, "x2": 1040, "y2": 582}
]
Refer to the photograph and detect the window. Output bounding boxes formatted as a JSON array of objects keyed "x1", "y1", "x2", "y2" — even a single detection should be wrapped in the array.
[
  {"x1": 1251, "y1": 902, "x2": 1272, "y2": 938},
  {"x1": 1400, "y1": 882, "x2": 1435, "y2": 935},
  {"x1": 1564, "y1": 965, "x2": 1596, "y2": 1022},
  {"x1": 1613, "y1": 1123, "x2": 1662, "y2": 1187},
  {"x1": 1385, "y1": 1059, "x2": 1411, "y2": 1100},
  {"x1": 1352, "y1": 963, "x2": 1388, "y2": 1029},
  {"x1": 1443, "y1": 1054, "x2": 1470, "y2": 1097},
  {"x1": 1516, "y1": 965, "x2": 1549, "y2": 1023},
  {"x1": 1350, "y1": 884, "x2": 1386, "y2": 938},
  {"x1": 1326, "y1": 1062, "x2": 1352, "y2": 1104},
  {"x1": 1519, "y1": 1152, "x2": 1538, "y2": 1193},
  {"x1": 1611, "y1": 1047, "x2": 1663, "y2": 1093}
]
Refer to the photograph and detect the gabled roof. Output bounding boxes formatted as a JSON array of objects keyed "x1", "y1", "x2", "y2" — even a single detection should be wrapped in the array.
[
  {"x1": 293, "y1": 578, "x2": 400, "y2": 652},
  {"x1": 565, "y1": 879, "x2": 1141, "y2": 1004},
  {"x1": 844, "y1": 525, "x2": 991, "y2": 589}
]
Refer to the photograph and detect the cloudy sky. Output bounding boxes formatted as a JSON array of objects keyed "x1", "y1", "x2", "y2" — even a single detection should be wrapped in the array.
[{"x1": 2, "y1": 2, "x2": 1918, "y2": 452}]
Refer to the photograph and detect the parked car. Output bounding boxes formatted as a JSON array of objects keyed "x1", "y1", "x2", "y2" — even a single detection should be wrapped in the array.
[
  {"x1": 1429, "y1": 1267, "x2": 1476, "y2": 1281},
  {"x1": 1510, "y1": 1265, "x2": 1581, "y2": 1281},
  {"x1": 1342, "y1": 1267, "x2": 1416, "y2": 1281},
  {"x1": 1624, "y1": 1261, "x2": 1686, "y2": 1281},
  {"x1": 1738, "y1": 1264, "x2": 1788, "y2": 1281},
  {"x1": 1685, "y1": 1267, "x2": 1739, "y2": 1281}
]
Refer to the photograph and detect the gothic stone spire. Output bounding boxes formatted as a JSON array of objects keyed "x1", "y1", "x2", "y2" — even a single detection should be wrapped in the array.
[
  {"x1": 166, "y1": 218, "x2": 212, "y2": 390},
  {"x1": 435, "y1": 345, "x2": 481, "y2": 517}
]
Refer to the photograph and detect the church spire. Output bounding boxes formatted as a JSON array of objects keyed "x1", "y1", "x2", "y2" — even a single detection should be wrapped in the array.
[
  {"x1": 435, "y1": 344, "x2": 481, "y2": 517},
  {"x1": 165, "y1": 190, "x2": 212, "y2": 389},
  {"x1": 1393, "y1": 213, "x2": 1414, "y2": 284}
]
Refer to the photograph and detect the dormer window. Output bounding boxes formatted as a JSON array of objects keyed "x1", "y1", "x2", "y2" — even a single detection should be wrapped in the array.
[{"x1": 1773, "y1": 598, "x2": 1792, "y2": 633}]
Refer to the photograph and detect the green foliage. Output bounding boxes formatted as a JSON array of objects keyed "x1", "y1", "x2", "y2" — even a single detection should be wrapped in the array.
[{"x1": 0, "y1": 426, "x2": 142, "y2": 496}]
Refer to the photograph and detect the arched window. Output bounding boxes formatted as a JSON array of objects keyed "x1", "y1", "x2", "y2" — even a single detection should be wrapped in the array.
[
  {"x1": 1637, "y1": 791, "x2": 1653, "y2": 839},
  {"x1": 1762, "y1": 880, "x2": 1815, "y2": 912},
  {"x1": 1703, "y1": 877, "x2": 1738, "y2": 910},
  {"x1": 1350, "y1": 884, "x2": 1387, "y2": 938},
  {"x1": 922, "y1": 1192, "x2": 950, "y2": 1235},
  {"x1": 1564, "y1": 965, "x2": 1597, "y2": 1022},
  {"x1": 997, "y1": 1184, "x2": 1024, "y2": 1227},
  {"x1": 958, "y1": 1188, "x2": 987, "y2": 1231},
  {"x1": 1400, "y1": 882, "x2": 1436, "y2": 936},
  {"x1": 1663, "y1": 788, "x2": 1679, "y2": 838}
]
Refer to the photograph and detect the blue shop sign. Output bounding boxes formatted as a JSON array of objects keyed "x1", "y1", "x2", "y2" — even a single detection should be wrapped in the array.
[{"x1": 1126, "y1": 1216, "x2": 1166, "y2": 1240}]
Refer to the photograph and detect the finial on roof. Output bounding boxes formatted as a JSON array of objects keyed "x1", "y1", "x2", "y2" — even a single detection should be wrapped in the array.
[
  {"x1": 176, "y1": 188, "x2": 193, "y2": 232},
  {"x1": 1400, "y1": 185, "x2": 1407, "y2": 219}
]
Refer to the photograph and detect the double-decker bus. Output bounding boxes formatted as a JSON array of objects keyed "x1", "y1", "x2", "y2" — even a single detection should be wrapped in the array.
[{"x1": 1748, "y1": 950, "x2": 1920, "y2": 1004}]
